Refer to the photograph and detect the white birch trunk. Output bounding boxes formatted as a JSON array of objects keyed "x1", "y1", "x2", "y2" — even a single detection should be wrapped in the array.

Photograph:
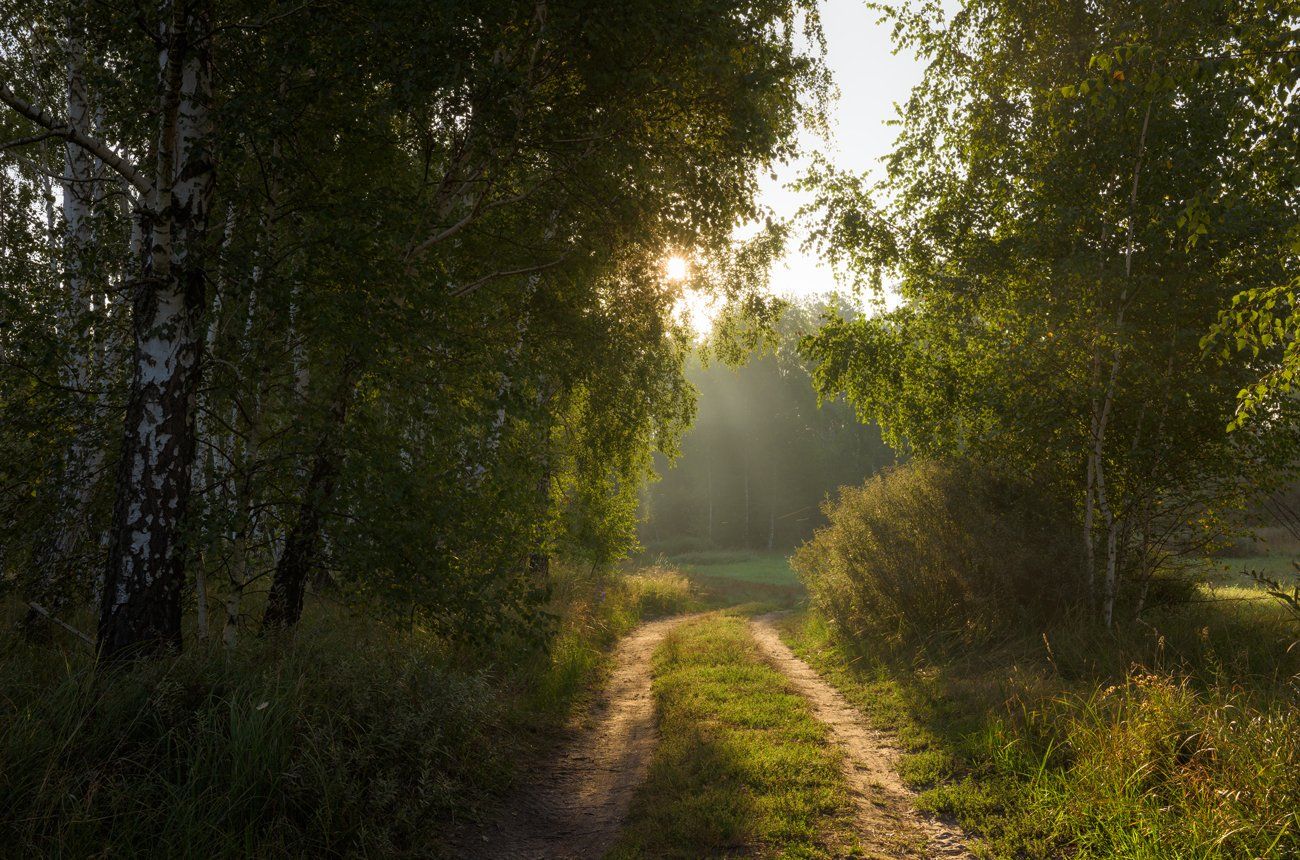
[
  {"x1": 100, "y1": 0, "x2": 215, "y2": 657},
  {"x1": 23, "y1": 10, "x2": 102, "y2": 629}
]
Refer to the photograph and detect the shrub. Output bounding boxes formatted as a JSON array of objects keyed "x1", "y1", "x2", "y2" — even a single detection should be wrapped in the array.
[{"x1": 793, "y1": 459, "x2": 1078, "y2": 646}]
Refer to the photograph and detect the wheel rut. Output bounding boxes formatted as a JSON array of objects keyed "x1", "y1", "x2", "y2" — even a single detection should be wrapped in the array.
[
  {"x1": 471, "y1": 614, "x2": 696, "y2": 860},
  {"x1": 750, "y1": 613, "x2": 973, "y2": 859}
]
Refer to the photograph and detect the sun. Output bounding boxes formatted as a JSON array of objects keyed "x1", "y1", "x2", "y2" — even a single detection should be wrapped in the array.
[{"x1": 663, "y1": 254, "x2": 689, "y2": 282}]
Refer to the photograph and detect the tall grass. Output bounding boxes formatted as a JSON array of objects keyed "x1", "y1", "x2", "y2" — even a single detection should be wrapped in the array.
[
  {"x1": 0, "y1": 565, "x2": 695, "y2": 858},
  {"x1": 783, "y1": 585, "x2": 1300, "y2": 858},
  {"x1": 526, "y1": 565, "x2": 695, "y2": 715}
]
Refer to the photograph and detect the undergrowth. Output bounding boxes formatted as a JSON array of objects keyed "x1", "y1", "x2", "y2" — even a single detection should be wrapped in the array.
[
  {"x1": 781, "y1": 596, "x2": 1300, "y2": 860},
  {"x1": 0, "y1": 565, "x2": 694, "y2": 858}
]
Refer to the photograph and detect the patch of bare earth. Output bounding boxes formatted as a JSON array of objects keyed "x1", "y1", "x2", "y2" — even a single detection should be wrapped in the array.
[
  {"x1": 750, "y1": 614, "x2": 973, "y2": 860},
  {"x1": 470, "y1": 615, "x2": 694, "y2": 860}
]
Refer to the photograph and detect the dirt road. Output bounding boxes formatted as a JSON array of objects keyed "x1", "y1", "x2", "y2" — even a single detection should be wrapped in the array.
[
  {"x1": 473, "y1": 610, "x2": 968, "y2": 859},
  {"x1": 472, "y1": 614, "x2": 694, "y2": 859},
  {"x1": 750, "y1": 613, "x2": 972, "y2": 859}
]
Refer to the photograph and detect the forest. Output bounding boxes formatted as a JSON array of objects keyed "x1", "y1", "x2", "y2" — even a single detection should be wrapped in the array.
[
  {"x1": 640, "y1": 298, "x2": 894, "y2": 554},
  {"x1": 0, "y1": 0, "x2": 1297, "y2": 858}
]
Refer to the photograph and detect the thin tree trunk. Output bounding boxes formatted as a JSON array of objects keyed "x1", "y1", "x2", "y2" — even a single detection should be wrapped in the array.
[
  {"x1": 223, "y1": 457, "x2": 256, "y2": 648},
  {"x1": 194, "y1": 554, "x2": 209, "y2": 641},
  {"x1": 1083, "y1": 349, "x2": 1100, "y2": 606},
  {"x1": 223, "y1": 345, "x2": 266, "y2": 648},
  {"x1": 1095, "y1": 342, "x2": 1122, "y2": 629},
  {"x1": 707, "y1": 462, "x2": 714, "y2": 545},
  {"x1": 1094, "y1": 96, "x2": 1153, "y2": 630},
  {"x1": 743, "y1": 455, "x2": 750, "y2": 548},
  {"x1": 262, "y1": 366, "x2": 354, "y2": 631},
  {"x1": 1100, "y1": 497, "x2": 1119, "y2": 628}
]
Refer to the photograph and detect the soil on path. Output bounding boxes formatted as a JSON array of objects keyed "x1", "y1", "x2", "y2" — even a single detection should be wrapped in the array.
[
  {"x1": 471, "y1": 614, "x2": 695, "y2": 860},
  {"x1": 750, "y1": 614, "x2": 973, "y2": 860}
]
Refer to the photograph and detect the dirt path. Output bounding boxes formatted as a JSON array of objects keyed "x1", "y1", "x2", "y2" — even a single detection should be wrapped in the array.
[
  {"x1": 750, "y1": 614, "x2": 972, "y2": 859},
  {"x1": 471, "y1": 614, "x2": 695, "y2": 859}
]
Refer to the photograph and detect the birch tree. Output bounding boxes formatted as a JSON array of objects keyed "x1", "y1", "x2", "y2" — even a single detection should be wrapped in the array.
[{"x1": 802, "y1": 0, "x2": 1300, "y2": 626}]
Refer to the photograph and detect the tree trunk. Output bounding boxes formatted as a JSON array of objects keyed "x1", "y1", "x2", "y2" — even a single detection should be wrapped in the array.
[
  {"x1": 262, "y1": 369, "x2": 353, "y2": 631},
  {"x1": 194, "y1": 553, "x2": 209, "y2": 641},
  {"x1": 1095, "y1": 362, "x2": 1120, "y2": 630},
  {"x1": 743, "y1": 456, "x2": 750, "y2": 548},
  {"x1": 99, "y1": 1, "x2": 214, "y2": 660},
  {"x1": 707, "y1": 462, "x2": 714, "y2": 545},
  {"x1": 223, "y1": 359, "x2": 265, "y2": 648},
  {"x1": 21, "y1": 12, "x2": 99, "y2": 637},
  {"x1": 1096, "y1": 98, "x2": 1153, "y2": 630}
]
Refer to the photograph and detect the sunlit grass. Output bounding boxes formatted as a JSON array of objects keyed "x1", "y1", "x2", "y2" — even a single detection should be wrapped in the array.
[
  {"x1": 638, "y1": 550, "x2": 805, "y2": 610},
  {"x1": 779, "y1": 584, "x2": 1300, "y2": 860},
  {"x1": 609, "y1": 613, "x2": 859, "y2": 858},
  {"x1": 667, "y1": 550, "x2": 801, "y2": 587}
]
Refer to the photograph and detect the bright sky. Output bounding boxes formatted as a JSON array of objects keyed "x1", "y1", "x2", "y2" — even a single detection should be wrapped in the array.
[
  {"x1": 760, "y1": 0, "x2": 927, "y2": 302},
  {"x1": 676, "y1": 0, "x2": 931, "y2": 331}
]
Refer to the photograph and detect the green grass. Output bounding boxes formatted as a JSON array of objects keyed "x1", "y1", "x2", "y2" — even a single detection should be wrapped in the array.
[
  {"x1": 1205, "y1": 553, "x2": 1299, "y2": 584},
  {"x1": 0, "y1": 566, "x2": 695, "y2": 858},
  {"x1": 642, "y1": 550, "x2": 805, "y2": 611},
  {"x1": 780, "y1": 592, "x2": 1300, "y2": 860},
  {"x1": 668, "y1": 550, "x2": 801, "y2": 586},
  {"x1": 609, "y1": 613, "x2": 861, "y2": 859}
]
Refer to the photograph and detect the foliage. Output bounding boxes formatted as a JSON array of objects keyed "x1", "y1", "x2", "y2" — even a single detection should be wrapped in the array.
[
  {"x1": 1205, "y1": 270, "x2": 1300, "y2": 431},
  {"x1": 793, "y1": 460, "x2": 1081, "y2": 647}
]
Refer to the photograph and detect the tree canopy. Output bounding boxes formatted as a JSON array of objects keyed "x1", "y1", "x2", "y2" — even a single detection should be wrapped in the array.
[
  {"x1": 802, "y1": 0, "x2": 1300, "y2": 625},
  {"x1": 0, "y1": 0, "x2": 827, "y2": 654}
]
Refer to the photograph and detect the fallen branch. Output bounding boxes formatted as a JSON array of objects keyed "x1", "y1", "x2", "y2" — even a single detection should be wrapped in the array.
[{"x1": 26, "y1": 602, "x2": 95, "y2": 649}]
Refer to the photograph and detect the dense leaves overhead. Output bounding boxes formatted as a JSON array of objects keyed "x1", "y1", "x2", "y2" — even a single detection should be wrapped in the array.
[{"x1": 0, "y1": 0, "x2": 826, "y2": 650}]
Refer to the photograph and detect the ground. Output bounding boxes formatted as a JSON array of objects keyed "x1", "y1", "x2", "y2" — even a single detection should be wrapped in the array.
[{"x1": 474, "y1": 552, "x2": 975, "y2": 859}]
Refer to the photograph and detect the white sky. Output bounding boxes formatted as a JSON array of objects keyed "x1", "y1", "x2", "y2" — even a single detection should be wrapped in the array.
[
  {"x1": 760, "y1": 0, "x2": 927, "y2": 302},
  {"x1": 676, "y1": 0, "x2": 931, "y2": 331}
]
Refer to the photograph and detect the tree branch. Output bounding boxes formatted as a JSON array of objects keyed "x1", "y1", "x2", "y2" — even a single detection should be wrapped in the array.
[
  {"x1": 0, "y1": 129, "x2": 57, "y2": 150},
  {"x1": 26, "y1": 602, "x2": 95, "y2": 648},
  {"x1": 450, "y1": 255, "x2": 568, "y2": 299},
  {"x1": 0, "y1": 83, "x2": 153, "y2": 198}
]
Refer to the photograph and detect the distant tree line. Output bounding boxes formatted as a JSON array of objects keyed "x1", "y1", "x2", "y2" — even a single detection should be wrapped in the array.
[{"x1": 642, "y1": 299, "x2": 894, "y2": 553}]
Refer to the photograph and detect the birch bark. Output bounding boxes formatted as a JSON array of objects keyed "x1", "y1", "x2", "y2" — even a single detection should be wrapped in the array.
[
  {"x1": 99, "y1": 0, "x2": 215, "y2": 658},
  {"x1": 22, "y1": 9, "x2": 102, "y2": 635}
]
